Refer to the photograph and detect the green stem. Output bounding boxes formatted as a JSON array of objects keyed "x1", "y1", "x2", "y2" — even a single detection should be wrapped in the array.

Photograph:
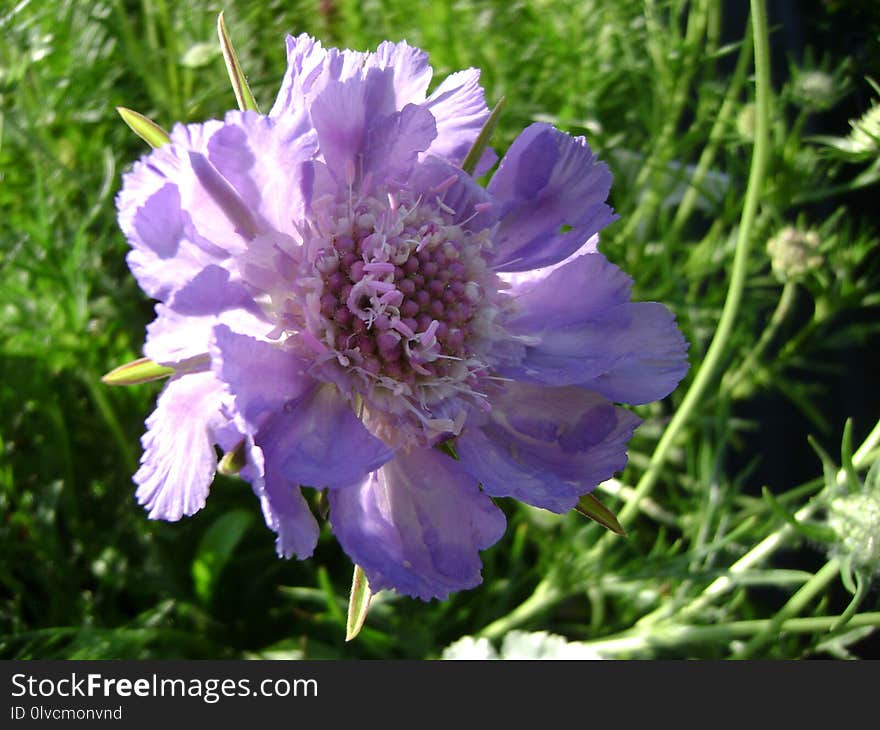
[
  {"x1": 723, "y1": 280, "x2": 798, "y2": 397},
  {"x1": 477, "y1": 577, "x2": 562, "y2": 641},
  {"x1": 669, "y1": 20, "x2": 753, "y2": 239},
  {"x1": 854, "y1": 417, "x2": 880, "y2": 465},
  {"x1": 613, "y1": 0, "x2": 772, "y2": 532},
  {"x1": 732, "y1": 558, "x2": 841, "y2": 658},
  {"x1": 619, "y1": 0, "x2": 711, "y2": 242},
  {"x1": 81, "y1": 371, "x2": 137, "y2": 475},
  {"x1": 583, "y1": 612, "x2": 880, "y2": 657},
  {"x1": 665, "y1": 419, "x2": 880, "y2": 623}
]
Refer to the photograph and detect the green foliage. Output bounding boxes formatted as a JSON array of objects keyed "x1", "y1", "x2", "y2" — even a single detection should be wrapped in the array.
[{"x1": 1, "y1": 0, "x2": 878, "y2": 659}]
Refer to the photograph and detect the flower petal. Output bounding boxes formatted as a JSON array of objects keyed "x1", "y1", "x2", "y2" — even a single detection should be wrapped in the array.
[
  {"x1": 293, "y1": 43, "x2": 440, "y2": 184},
  {"x1": 212, "y1": 325, "x2": 393, "y2": 489},
  {"x1": 240, "y1": 436, "x2": 320, "y2": 559},
  {"x1": 364, "y1": 103, "x2": 437, "y2": 181},
  {"x1": 456, "y1": 382, "x2": 640, "y2": 512},
  {"x1": 499, "y1": 252, "x2": 689, "y2": 404},
  {"x1": 422, "y1": 68, "x2": 494, "y2": 170},
  {"x1": 144, "y1": 265, "x2": 269, "y2": 366},
  {"x1": 330, "y1": 447, "x2": 506, "y2": 600},
  {"x1": 206, "y1": 110, "x2": 317, "y2": 233},
  {"x1": 117, "y1": 121, "x2": 249, "y2": 300},
  {"x1": 366, "y1": 40, "x2": 433, "y2": 106},
  {"x1": 270, "y1": 35, "x2": 433, "y2": 121},
  {"x1": 487, "y1": 122, "x2": 616, "y2": 272},
  {"x1": 133, "y1": 372, "x2": 225, "y2": 521}
]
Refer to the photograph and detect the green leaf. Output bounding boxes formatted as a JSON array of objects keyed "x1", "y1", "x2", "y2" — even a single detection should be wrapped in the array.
[
  {"x1": 461, "y1": 96, "x2": 505, "y2": 175},
  {"x1": 831, "y1": 569, "x2": 868, "y2": 632},
  {"x1": 807, "y1": 434, "x2": 838, "y2": 491},
  {"x1": 116, "y1": 107, "x2": 171, "y2": 148},
  {"x1": 345, "y1": 564, "x2": 372, "y2": 641},
  {"x1": 217, "y1": 11, "x2": 260, "y2": 113},
  {"x1": 101, "y1": 357, "x2": 174, "y2": 386},
  {"x1": 192, "y1": 509, "x2": 255, "y2": 603},
  {"x1": 574, "y1": 493, "x2": 626, "y2": 536},
  {"x1": 761, "y1": 486, "x2": 835, "y2": 542},
  {"x1": 840, "y1": 418, "x2": 860, "y2": 493}
]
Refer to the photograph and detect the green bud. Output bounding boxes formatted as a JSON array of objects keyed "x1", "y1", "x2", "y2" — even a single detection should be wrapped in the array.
[
  {"x1": 792, "y1": 70, "x2": 838, "y2": 111},
  {"x1": 116, "y1": 107, "x2": 171, "y2": 149},
  {"x1": 102, "y1": 357, "x2": 174, "y2": 386},
  {"x1": 766, "y1": 226, "x2": 823, "y2": 281},
  {"x1": 217, "y1": 439, "x2": 247, "y2": 476},
  {"x1": 827, "y1": 484, "x2": 880, "y2": 578}
]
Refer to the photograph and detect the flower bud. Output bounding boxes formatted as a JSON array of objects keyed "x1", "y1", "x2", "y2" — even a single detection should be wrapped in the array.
[{"x1": 766, "y1": 226, "x2": 823, "y2": 281}]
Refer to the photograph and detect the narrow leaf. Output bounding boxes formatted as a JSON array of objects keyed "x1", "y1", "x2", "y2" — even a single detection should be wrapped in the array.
[
  {"x1": 192, "y1": 509, "x2": 255, "y2": 603},
  {"x1": 101, "y1": 357, "x2": 174, "y2": 386},
  {"x1": 461, "y1": 96, "x2": 505, "y2": 175},
  {"x1": 116, "y1": 107, "x2": 171, "y2": 148},
  {"x1": 217, "y1": 11, "x2": 260, "y2": 113},
  {"x1": 761, "y1": 487, "x2": 835, "y2": 542},
  {"x1": 831, "y1": 570, "x2": 868, "y2": 632},
  {"x1": 574, "y1": 493, "x2": 626, "y2": 536},
  {"x1": 345, "y1": 564, "x2": 372, "y2": 641},
  {"x1": 840, "y1": 418, "x2": 860, "y2": 493}
]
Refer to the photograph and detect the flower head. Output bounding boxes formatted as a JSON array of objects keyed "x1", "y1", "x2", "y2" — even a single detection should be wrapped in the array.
[
  {"x1": 116, "y1": 34, "x2": 689, "y2": 600},
  {"x1": 766, "y1": 226, "x2": 823, "y2": 282}
]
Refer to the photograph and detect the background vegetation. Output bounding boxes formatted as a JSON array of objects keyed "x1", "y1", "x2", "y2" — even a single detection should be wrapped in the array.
[{"x1": 1, "y1": 0, "x2": 879, "y2": 658}]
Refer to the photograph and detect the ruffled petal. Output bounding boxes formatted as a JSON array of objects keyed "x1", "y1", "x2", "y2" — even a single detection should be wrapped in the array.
[
  {"x1": 133, "y1": 372, "x2": 225, "y2": 521},
  {"x1": 330, "y1": 447, "x2": 506, "y2": 600},
  {"x1": 309, "y1": 70, "x2": 396, "y2": 182},
  {"x1": 270, "y1": 34, "x2": 326, "y2": 116},
  {"x1": 422, "y1": 68, "x2": 494, "y2": 170},
  {"x1": 144, "y1": 265, "x2": 269, "y2": 366},
  {"x1": 364, "y1": 103, "x2": 437, "y2": 182},
  {"x1": 310, "y1": 71, "x2": 439, "y2": 185},
  {"x1": 487, "y1": 122, "x2": 616, "y2": 272},
  {"x1": 117, "y1": 122, "x2": 250, "y2": 300},
  {"x1": 239, "y1": 436, "x2": 320, "y2": 559},
  {"x1": 206, "y1": 110, "x2": 317, "y2": 233},
  {"x1": 499, "y1": 251, "x2": 689, "y2": 404},
  {"x1": 456, "y1": 382, "x2": 640, "y2": 512},
  {"x1": 270, "y1": 35, "x2": 433, "y2": 120},
  {"x1": 365, "y1": 40, "x2": 433, "y2": 106},
  {"x1": 212, "y1": 326, "x2": 393, "y2": 489}
]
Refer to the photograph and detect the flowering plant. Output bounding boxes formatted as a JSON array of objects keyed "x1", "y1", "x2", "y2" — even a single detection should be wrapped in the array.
[{"x1": 107, "y1": 19, "x2": 688, "y2": 607}]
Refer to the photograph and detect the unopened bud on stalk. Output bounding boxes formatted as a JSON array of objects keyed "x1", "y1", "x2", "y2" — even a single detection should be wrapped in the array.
[{"x1": 766, "y1": 226, "x2": 823, "y2": 281}]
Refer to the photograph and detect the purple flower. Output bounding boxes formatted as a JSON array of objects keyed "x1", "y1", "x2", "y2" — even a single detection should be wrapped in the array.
[{"x1": 116, "y1": 35, "x2": 689, "y2": 600}]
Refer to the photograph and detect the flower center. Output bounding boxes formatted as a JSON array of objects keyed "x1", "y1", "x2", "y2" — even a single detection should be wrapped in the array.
[{"x1": 298, "y1": 186, "x2": 500, "y2": 441}]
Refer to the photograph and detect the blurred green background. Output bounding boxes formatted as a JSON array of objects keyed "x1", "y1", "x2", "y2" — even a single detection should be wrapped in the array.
[{"x1": 1, "y1": 0, "x2": 879, "y2": 659}]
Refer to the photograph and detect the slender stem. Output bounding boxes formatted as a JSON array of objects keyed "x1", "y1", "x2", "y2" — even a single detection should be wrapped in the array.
[
  {"x1": 613, "y1": 0, "x2": 772, "y2": 531},
  {"x1": 669, "y1": 20, "x2": 753, "y2": 239},
  {"x1": 732, "y1": 558, "x2": 841, "y2": 658},
  {"x1": 81, "y1": 371, "x2": 137, "y2": 474},
  {"x1": 583, "y1": 612, "x2": 880, "y2": 657},
  {"x1": 723, "y1": 280, "x2": 798, "y2": 397},
  {"x1": 619, "y1": 0, "x2": 710, "y2": 242},
  {"x1": 477, "y1": 577, "x2": 562, "y2": 641},
  {"x1": 671, "y1": 419, "x2": 879, "y2": 622},
  {"x1": 853, "y1": 417, "x2": 880, "y2": 465}
]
